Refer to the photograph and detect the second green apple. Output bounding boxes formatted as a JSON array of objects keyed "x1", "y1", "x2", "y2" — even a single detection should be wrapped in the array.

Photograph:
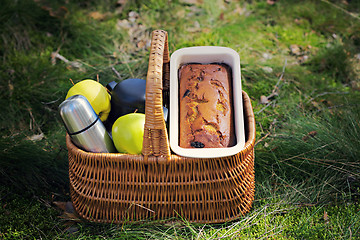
[{"x1": 112, "y1": 113, "x2": 145, "y2": 155}]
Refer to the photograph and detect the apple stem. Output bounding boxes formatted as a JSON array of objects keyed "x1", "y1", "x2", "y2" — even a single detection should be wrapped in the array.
[
  {"x1": 69, "y1": 78, "x2": 74, "y2": 85},
  {"x1": 134, "y1": 109, "x2": 138, "y2": 113},
  {"x1": 96, "y1": 74, "x2": 99, "y2": 82}
]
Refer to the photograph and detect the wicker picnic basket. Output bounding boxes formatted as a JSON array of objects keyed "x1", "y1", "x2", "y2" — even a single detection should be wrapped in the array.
[{"x1": 66, "y1": 30, "x2": 256, "y2": 224}]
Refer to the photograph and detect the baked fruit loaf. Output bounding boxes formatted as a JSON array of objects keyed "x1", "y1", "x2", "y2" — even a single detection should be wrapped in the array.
[{"x1": 179, "y1": 63, "x2": 235, "y2": 148}]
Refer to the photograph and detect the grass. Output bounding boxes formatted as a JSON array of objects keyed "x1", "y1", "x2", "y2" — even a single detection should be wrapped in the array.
[
  {"x1": 1, "y1": 0, "x2": 360, "y2": 239},
  {"x1": 255, "y1": 102, "x2": 360, "y2": 203}
]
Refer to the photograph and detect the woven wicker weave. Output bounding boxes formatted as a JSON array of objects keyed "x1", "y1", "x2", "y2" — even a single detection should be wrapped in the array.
[{"x1": 66, "y1": 30, "x2": 256, "y2": 224}]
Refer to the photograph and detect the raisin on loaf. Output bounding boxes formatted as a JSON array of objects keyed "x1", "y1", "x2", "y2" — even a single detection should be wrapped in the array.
[{"x1": 179, "y1": 63, "x2": 235, "y2": 148}]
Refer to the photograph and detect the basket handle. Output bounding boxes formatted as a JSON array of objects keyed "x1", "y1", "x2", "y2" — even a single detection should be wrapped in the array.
[{"x1": 142, "y1": 30, "x2": 171, "y2": 162}]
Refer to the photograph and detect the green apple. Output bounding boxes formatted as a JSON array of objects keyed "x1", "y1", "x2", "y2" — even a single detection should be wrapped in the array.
[
  {"x1": 65, "y1": 79, "x2": 111, "y2": 121},
  {"x1": 112, "y1": 113, "x2": 145, "y2": 155}
]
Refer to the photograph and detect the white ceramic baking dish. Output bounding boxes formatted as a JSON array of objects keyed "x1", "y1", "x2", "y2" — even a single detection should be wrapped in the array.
[{"x1": 169, "y1": 46, "x2": 245, "y2": 158}]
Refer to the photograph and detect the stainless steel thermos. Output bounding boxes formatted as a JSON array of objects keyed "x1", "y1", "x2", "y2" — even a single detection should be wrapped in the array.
[{"x1": 59, "y1": 95, "x2": 115, "y2": 153}]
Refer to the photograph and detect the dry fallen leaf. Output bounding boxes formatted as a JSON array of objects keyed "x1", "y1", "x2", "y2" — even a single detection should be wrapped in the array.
[
  {"x1": 302, "y1": 131, "x2": 317, "y2": 142},
  {"x1": 41, "y1": 6, "x2": 68, "y2": 19},
  {"x1": 351, "y1": 81, "x2": 360, "y2": 91},
  {"x1": 27, "y1": 133, "x2": 45, "y2": 141},
  {"x1": 267, "y1": 0, "x2": 278, "y2": 5},
  {"x1": 53, "y1": 201, "x2": 82, "y2": 222},
  {"x1": 234, "y1": 6, "x2": 243, "y2": 15},
  {"x1": 219, "y1": 12, "x2": 225, "y2": 20},
  {"x1": 187, "y1": 21, "x2": 201, "y2": 33},
  {"x1": 260, "y1": 95, "x2": 269, "y2": 104},
  {"x1": 262, "y1": 66, "x2": 273, "y2": 73},
  {"x1": 116, "y1": 11, "x2": 150, "y2": 51},
  {"x1": 290, "y1": 44, "x2": 302, "y2": 56},
  {"x1": 137, "y1": 40, "x2": 146, "y2": 49},
  {"x1": 53, "y1": 201, "x2": 75, "y2": 213},
  {"x1": 117, "y1": 19, "x2": 132, "y2": 29},
  {"x1": 262, "y1": 52, "x2": 273, "y2": 60},
  {"x1": 115, "y1": 0, "x2": 128, "y2": 14},
  {"x1": 128, "y1": 11, "x2": 139, "y2": 22},
  {"x1": 355, "y1": 53, "x2": 360, "y2": 60},
  {"x1": 89, "y1": 11, "x2": 107, "y2": 20},
  {"x1": 202, "y1": 28, "x2": 211, "y2": 33}
]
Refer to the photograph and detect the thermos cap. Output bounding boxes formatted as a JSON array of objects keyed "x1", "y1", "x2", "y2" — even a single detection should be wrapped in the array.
[{"x1": 59, "y1": 95, "x2": 98, "y2": 135}]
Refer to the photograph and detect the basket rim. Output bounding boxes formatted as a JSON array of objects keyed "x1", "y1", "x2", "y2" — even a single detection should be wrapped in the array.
[{"x1": 66, "y1": 90, "x2": 255, "y2": 163}]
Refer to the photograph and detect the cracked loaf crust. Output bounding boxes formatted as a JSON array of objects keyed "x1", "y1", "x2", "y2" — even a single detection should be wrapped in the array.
[{"x1": 179, "y1": 63, "x2": 236, "y2": 148}]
